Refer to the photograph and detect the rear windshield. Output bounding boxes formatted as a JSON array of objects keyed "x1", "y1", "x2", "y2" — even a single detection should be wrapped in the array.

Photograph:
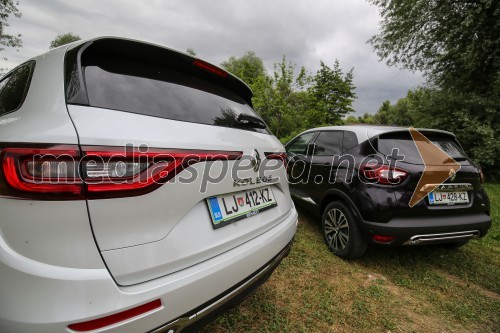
[
  {"x1": 377, "y1": 131, "x2": 467, "y2": 164},
  {"x1": 82, "y1": 55, "x2": 269, "y2": 134}
]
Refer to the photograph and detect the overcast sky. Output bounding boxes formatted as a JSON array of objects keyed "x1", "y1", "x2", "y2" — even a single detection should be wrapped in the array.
[{"x1": 1, "y1": 0, "x2": 424, "y2": 115}]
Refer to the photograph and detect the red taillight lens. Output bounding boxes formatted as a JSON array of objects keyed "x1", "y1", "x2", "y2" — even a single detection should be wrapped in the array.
[
  {"x1": 82, "y1": 147, "x2": 241, "y2": 197},
  {"x1": 0, "y1": 145, "x2": 242, "y2": 200},
  {"x1": 264, "y1": 152, "x2": 287, "y2": 163},
  {"x1": 1, "y1": 146, "x2": 82, "y2": 196},
  {"x1": 193, "y1": 59, "x2": 228, "y2": 78},
  {"x1": 68, "y1": 299, "x2": 162, "y2": 332},
  {"x1": 372, "y1": 234, "x2": 396, "y2": 244},
  {"x1": 360, "y1": 164, "x2": 408, "y2": 185}
]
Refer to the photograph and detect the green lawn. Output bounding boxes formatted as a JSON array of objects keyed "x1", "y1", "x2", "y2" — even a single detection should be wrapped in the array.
[{"x1": 202, "y1": 184, "x2": 499, "y2": 332}]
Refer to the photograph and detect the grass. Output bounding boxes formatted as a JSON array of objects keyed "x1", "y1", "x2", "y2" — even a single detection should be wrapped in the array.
[{"x1": 201, "y1": 184, "x2": 500, "y2": 333}]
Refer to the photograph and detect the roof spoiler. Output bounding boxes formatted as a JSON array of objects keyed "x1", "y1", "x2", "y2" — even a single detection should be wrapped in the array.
[{"x1": 64, "y1": 37, "x2": 253, "y2": 105}]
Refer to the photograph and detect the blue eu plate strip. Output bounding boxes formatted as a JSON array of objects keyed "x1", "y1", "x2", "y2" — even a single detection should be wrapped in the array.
[{"x1": 208, "y1": 197, "x2": 223, "y2": 223}]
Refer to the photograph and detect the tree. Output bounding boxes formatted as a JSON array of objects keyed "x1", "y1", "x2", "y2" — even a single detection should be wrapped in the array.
[
  {"x1": 49, "y1": 32, "x2": 81, "y2": 49},
  {"x1": 369, "y1": 0, "x2": 500, "y2": 97},
  {"x1": 373, "y1": 97, "x2": 412, "y2": 126},
  {"x1": 219, "y1": 52, "x2": 357, "y2": 143},
  {"x1": 309, "y1": 60, "x2": 356, "y2": 125},
  {"x1": 267, "y1": 56, "x2": 309, "y2": 139},
  {"x1": 221, "y1": 51, "x2": 267, "y2": 86},
  {"x1": 186, "y1": 48, "x2": 196, "y2": 56},
  {"x1": 1, "y1": 0, "x2": 22, "y2": 61},
  {"x1": 344, "y1": 113, "x2": 375, "y2": 124}
]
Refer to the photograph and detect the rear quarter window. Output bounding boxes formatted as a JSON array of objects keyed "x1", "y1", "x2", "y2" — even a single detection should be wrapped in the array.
[{"x1": 0, "y1": 62, "x2": 35, "y2": 117}]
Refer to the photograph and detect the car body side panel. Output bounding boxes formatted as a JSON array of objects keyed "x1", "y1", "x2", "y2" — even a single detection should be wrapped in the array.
[
  {"x1": 0, "y1": 46, "x2": 78, "y2": 145},
  {"x1": 0, "y1": 46, "x2": 103, "y2": 269},
  {"x1": 0, "y1": 206, "x2": 297, "y2": 333},
  {"x1": 0, "y1": 199, "x2": 104, "y2": 269}
]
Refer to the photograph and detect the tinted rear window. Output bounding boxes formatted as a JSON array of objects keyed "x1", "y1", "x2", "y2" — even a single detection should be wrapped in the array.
[
  {"x1": 0, "y1": 62, "x2": 34, "y2": 116},
  {"x1": 377, "y1": 131, "x2": 467, "y2": 164},
  {"x1": 342, "y1": 131, "x2": 358, "y2": 152},
  {"x1": 82, "y1": 55, "x2": 269, "y2": 133}
]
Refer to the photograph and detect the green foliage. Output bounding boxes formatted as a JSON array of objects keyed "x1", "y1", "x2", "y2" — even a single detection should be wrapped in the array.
[
  {"x1": 369, "y1": 0, "x2": 500, "y2": 98},
  {"x1": 0, "y1": 0, "x2": 22, "y2": 61},
  {"x1": 221, "y1": 51, "x2": 266, "y2": 86},
  {"x1": 345, "y1": 113, "x2": 376, "y2": 125},
  {"x1": 309, "y1": 60, "x2": 356, "y2": 125},
  {"x1": 221, "y1": 52, "x2": 357, "y2": 143},
  {"x1": 373, "y1": 98, "x2": 413, "y2": 126},
  {"x1": 49, "y1": 32, "x2": 81, "y2": 49}
]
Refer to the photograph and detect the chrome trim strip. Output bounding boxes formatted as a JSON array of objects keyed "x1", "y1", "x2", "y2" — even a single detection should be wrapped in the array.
[
  {"x1": 403, "y1": 230, "x2": 480, "y2": 245},
  {"x1": 420, "y1": 183, "x2": 473, "y2": 192},
  {"x1": 150, "y1": 243, "x2": 292, "y2": 333}
]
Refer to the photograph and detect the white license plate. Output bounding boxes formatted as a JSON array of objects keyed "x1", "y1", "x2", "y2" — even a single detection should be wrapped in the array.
[
  {"x1": 207, "y1": 187, "x2": 277, "y2": 228},
  {"x1": 428, "y1": 191, "x2": 469, "y2": 205}
]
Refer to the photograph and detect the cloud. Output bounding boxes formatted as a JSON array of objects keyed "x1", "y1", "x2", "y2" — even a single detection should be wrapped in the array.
[{"x1": 1, "y1": 0, "x2": 423, "y2": 114}]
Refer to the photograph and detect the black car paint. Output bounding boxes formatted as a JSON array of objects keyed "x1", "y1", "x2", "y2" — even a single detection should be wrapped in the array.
[{"x1": 286, "y1": 128, "x2": 492, "y2": 246}]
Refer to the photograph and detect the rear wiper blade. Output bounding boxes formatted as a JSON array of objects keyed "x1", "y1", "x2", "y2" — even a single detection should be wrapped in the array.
[
  {"x1": 236, "y1": 114, "x2": 267, "y2": 129},
  {"x1": 444, "y1": 157, "x2": 467, "y2": 163}
]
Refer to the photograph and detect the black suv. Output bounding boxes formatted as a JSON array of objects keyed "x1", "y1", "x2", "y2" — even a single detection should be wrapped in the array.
[{"x1": 285, "y1": 125, "x2": 491, "y2": 258}]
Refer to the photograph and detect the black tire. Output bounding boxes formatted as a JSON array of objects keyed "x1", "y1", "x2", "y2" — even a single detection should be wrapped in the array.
[
  {"x1": 441, "y1": 240, "x2": 469, "y2": 249},
  {"x1": 322, "y1": 201, "x2": 367, "y2": 259}
]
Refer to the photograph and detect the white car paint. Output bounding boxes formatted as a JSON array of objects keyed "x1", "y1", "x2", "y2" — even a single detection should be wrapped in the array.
[{"x1": 0, "y1": 38, "x2": 297, "y2": 332}]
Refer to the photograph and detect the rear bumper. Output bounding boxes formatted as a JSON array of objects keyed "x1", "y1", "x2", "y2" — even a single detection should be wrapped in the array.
[
  {"x1": 361, "y1": 212, "x2": 492, "y2": 246},
  {"x1": 151, "y1": 241, "x2": 292, "y2": 333},
  {"x1": 0, "y1": 207, "x2": 298, "y2": 333}
]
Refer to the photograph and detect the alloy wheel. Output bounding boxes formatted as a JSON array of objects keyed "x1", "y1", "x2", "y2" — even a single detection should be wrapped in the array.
[{"x1": 324, "y1": 208, "x2": 349, "y2": 251}]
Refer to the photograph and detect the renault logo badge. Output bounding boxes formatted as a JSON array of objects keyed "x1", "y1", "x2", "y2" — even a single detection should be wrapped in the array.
[{"x1": 252, "y1": 149, "x2": 261, "y2": 172}]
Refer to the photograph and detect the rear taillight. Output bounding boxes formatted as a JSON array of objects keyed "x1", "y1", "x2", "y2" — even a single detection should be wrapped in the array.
[
  {"x1": 1, "y1": 146, "x2": 83, "y2": 196},
  {"x1": 193, "y1": 59, "x2": 228, "y2": 78},
  {"x1": 0, "y1": 145, "x2": 242, "y2": 200},
  {"x1": 264, "y1": 152, "x2": 287, "y2": 163},
  {"x1": 360, "y1": 164, "x2": 408, "y2": 185}
]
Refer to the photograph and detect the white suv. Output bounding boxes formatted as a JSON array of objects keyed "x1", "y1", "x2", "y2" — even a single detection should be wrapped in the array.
[{"x1": 0, "y1": 37, "x2": 297, "y2": 332}]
